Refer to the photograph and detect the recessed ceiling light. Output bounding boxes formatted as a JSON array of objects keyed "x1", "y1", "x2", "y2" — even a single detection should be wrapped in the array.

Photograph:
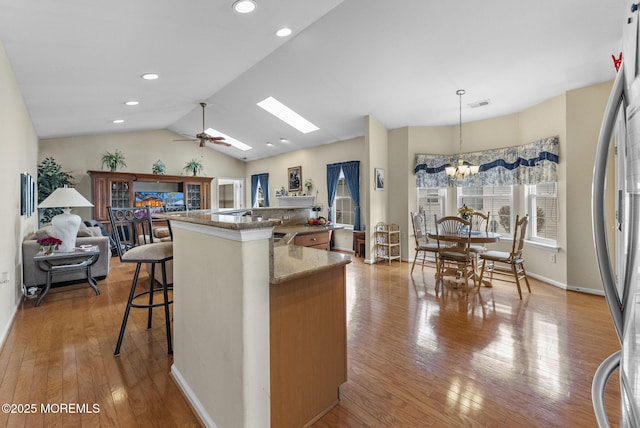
[
  {"x1": 266, "y1": 142, "x2": 274, "y2": 147},
  {"x1": 141, "y1": 73, "x2": 159, "y2": 80},
  {"x1": 124, "y1": 100, "x2": 139, "y2": 106},
  {"x1": 233, "y1": 0, "x2": 256, "y2": 13},
  {"x1": 204, "y1": 127, "x2": 252, "y2": 151},
  {"x1": 257, "y1": 96, "x2": 319, "y2": 134},
  {"x1": 280, "y1": 138, "x2": 289, "y2": 143},
  {"x1": 276, "y1": 28, "x2": 292, "y2": 37},
  {"x1": 113, "y1": 119, "x2": 125, "y2": 124}
]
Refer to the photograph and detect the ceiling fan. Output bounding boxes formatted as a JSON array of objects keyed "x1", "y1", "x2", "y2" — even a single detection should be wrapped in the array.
[{"x1": 176, "y1": 102, "x2": 231, "y2": 148}]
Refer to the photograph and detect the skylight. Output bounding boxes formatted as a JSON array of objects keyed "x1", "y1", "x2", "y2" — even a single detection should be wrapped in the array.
[
  {"x1": 204, "y1": 128, "x2": 252, "y2": 151},
  {"x1": 257, "y1": 96, "x2": 319, "y2": 134}
]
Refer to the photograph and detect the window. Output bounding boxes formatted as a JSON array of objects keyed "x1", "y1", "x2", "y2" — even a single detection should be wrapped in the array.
[
  {"x1": 459, "y1": 186, "x2": 513, "y2": 234},
  {"x1": 335, "y1": 174, "x2": 354, "y2": 227},
  {"x1": 527, "y1": 183, "x2": 558, "y2": 244},
  {"x1": 253, "y1": 184, "x2": 264, "y2": 208},
  {"x1": 416, "y1": 187, "x2": 445, "y2": 231}
]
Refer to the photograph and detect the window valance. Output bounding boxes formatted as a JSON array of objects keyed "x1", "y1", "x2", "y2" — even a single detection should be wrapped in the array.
[{"x1": 415, "y1": 135, "x2": 559, "y2": 188}]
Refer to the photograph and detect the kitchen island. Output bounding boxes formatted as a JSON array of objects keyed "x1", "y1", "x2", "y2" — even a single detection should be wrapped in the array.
[{"x1": 159, "y1": 210, "x2": 350, "y2": 428}]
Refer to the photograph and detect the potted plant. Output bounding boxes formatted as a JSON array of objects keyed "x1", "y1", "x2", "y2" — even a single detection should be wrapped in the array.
[
  {"x1": 101, "y1": 149, "x2": 127, "y2": 171},
  {"x1": 304, "y1": 178, "x2": 313, "y2": 192},
  {"x1": 152, "y1": 159, "x2": 166, "y2": 175},
  {"x1": 183, "y1": 158, "x2": 203, "y2": 176},
  {"x1": 37, "y1": 157, "x2": 74, "y2": 226}
]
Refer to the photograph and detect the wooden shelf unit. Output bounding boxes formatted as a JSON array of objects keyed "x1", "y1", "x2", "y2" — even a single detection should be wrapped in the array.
[
  {"x1": 375, "y1": 222, "x2": 401, "y2": 264},
  {"x1": 87, "y1": 170, "x2": 213, "y2": 225}
]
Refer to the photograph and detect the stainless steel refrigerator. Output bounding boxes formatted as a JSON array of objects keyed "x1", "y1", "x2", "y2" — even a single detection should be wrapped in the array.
[{"x1": 592, "y1": 2, "x2": 640, "y2": 426}]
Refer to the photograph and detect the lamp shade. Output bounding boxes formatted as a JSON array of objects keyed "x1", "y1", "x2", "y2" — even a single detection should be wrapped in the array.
[
  {"x1": 38, "y1": 187, "x2": 93, "y2": 208},
  {"x1": 37, "y1": 186, "x2": 93, "y2": 252}
]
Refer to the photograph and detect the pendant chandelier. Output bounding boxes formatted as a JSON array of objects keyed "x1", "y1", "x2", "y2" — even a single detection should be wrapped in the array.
[{"x1": 445, "y1": 89, "x2": 479, "y2": 181}]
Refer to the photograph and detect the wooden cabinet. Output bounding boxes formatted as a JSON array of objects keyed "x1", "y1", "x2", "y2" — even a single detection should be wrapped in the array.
[
  {"x1": 375, "y1": 222, "x2": 401, "y2": 264},
  {"x1": 88, "y1": 170, "x2": 213, "y2": 224},
  {"x1": 293, "y1": 230, "x2": 332, "y2": 251}
]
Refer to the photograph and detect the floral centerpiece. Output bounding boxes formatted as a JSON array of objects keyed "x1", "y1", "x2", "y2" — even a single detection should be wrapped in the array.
[
  {"x1": 458, "y1": 204, "x2": 474, "y2": 221},
  {"x1": 37, "y1": 236, "x2": 62, "y2": 255}
]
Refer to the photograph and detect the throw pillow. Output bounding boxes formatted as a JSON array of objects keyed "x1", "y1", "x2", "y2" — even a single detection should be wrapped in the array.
[
  {"x1": 77, "y1": 222, "x2": 92, "y2": 237},
  {"x1": 35, "y1": 225, "x2": 56, "y2": 240}
]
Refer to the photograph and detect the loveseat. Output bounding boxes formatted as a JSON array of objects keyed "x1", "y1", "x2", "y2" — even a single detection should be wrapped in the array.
[{"x1": 22, "y1": 222, "x2": 111, "y2": 288}]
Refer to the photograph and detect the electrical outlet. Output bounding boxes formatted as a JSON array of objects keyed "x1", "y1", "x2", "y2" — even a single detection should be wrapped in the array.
[
  {"x1": 549, "y1": 253, "x2": 556, "y2": 264},
  {"x1": 0, "y1": 272, "x2": 8, "y2": 284}
]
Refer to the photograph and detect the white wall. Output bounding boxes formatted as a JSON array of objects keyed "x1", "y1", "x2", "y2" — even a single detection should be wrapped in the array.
[
  {"x1": 364, "y1": 115, "x2": 389, "y2": 261},
  {"x1": 39, "y1": 130, "x2": 247, "y2": 219},
  {"x1": 0, "y1": 40, "x2": 39, "y2": 346}
]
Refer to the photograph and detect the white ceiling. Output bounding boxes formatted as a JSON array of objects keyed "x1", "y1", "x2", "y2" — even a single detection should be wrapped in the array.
[{"x1": 0, "y1": 0, "x2": 623, "y2": 161}]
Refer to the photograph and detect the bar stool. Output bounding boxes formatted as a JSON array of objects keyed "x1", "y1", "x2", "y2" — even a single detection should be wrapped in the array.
[{"x1": 108, "y1": 206, "x2": 174, "y2": 356}]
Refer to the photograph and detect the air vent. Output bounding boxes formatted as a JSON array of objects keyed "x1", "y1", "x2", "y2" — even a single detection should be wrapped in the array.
[{"x1": 468, "y1": 99, "x2": 490, "y2": 108}]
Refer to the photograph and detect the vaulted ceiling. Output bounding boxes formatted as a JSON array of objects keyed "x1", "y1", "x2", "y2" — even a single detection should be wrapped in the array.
[{"x1": 0, "y1": 0, "x2": 622, "y2": 161}]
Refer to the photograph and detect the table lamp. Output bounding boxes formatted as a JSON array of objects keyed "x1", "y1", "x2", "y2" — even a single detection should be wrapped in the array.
[{"x1": 37, "y1": 186, "x2": 94, "y2": 252}]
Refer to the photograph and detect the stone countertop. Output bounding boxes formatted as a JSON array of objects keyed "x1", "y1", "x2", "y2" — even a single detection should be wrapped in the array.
[
  {"x1": 271, "y1": 245, "x2": 351, "y2": 284},
  {"x1": 154, "y1": 210, "x2": 282, "y2": 230},
  {"x1": 157, "y1": 210, "x2": 350, "y2": 283}
]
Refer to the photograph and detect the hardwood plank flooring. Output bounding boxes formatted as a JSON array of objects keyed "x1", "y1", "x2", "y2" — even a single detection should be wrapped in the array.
[{"x1": 0, "y1": 254, "x2": 622, "y2": 427}]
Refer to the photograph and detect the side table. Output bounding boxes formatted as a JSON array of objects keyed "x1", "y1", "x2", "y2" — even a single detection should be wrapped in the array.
[{"x1": 32, "y1": 248, "x2": 101, "y2": 307}]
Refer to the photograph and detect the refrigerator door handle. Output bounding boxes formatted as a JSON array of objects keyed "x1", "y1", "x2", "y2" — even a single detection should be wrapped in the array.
[
  {"x1": 592, "y1": 350, "x2": 621, "y2": 428},
  {"x1": 593, "y1": 67, "x2": 626, "y2": 341}
]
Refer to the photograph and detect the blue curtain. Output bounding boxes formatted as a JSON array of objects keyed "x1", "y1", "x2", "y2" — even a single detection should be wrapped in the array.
[
  {"x1": 251, "y1": 173, "x2": 270, "y2": 207},
  {"x1": 250, "y1": 174, "x2": 260, "y2": 207},
  {"x1": 326, "y1": 163, "x2": 342, "y2": 223},
  {"x1": 415, "y1": 135, "x2": 559, "y2": 188},
  {"x1": 341, "y1": 161, "x2": 361, "y2": 230}
]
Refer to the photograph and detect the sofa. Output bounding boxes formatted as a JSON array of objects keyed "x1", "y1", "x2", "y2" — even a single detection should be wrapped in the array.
[{"x1": 22, "y1": 222, "x2": 111, "y2": 288}]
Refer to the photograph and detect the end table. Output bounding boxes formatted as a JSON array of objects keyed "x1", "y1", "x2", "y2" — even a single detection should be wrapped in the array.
[{"x1": 33, "y1": 248, "x2": 101, "y2": 307}]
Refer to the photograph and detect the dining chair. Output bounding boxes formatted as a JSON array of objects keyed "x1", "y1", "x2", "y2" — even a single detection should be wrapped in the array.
[
  {"x1": 434, "y1": 215, "x2": 476, "y2": 295},
  {"x1": 108, "y1": 206, "x2": 174, "y2": 356},
  {"x1": 478, "y1": 214, "x2": 531, "y2": 299},
  {"x1": 410, "y1": 211, "x2": 439, "y2": 273},
  {"x1": 469, "y1": 211, "x2": 490, "y2": 254}
]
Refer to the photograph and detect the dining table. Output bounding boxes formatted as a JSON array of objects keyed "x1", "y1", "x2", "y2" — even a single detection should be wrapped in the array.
[{"x1": 427, "y1": 230, "x2": 501, "y2": 287}]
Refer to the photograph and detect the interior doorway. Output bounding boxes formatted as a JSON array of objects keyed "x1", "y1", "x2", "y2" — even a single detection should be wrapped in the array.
[{"x1": 217, "y1": 178, "x2": 244, "y2": 210}]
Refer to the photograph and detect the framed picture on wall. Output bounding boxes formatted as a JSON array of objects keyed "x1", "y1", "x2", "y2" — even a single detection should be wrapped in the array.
[
  {"x1": 288, "y1": 166, "x2": 302, "y2": 192},
  {"x1": 375, "y1": 168, "x2": 384, "y2": 191},
  {"x1": 20, "y1": 172, "x2": 34, "y2": 217}
]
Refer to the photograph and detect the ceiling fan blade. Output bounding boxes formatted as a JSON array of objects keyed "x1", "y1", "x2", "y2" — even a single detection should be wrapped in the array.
[{"x1": 212, "y1": 140, "x2": 232, "y2": 147}]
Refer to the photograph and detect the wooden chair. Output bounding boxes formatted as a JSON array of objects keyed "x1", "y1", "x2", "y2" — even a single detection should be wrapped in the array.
[
  {"x1": 410, "y1": 211, "x2": 439, "y2": 273},
  {"x1": 434, "y1": 215, "x2": 476, "y2": 295},
  {"x1": 108, "y1": 206, "x2": 174, "y2": 356},
  {"x1": 478, "y1": 214, "x2": 531, "y2": 299},
  {"x1": 469, "y1": 211, "x2": 490, "y2": 254}
]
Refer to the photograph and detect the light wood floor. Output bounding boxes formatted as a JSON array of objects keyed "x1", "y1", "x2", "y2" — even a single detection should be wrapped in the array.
[{"x1": 0, "y1": 254, "x2": 622, "y2": 427}]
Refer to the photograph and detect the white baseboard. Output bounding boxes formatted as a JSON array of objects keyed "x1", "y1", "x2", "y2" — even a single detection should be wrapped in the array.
[
  {"x1": 171, "y1": 364, "x2": 217, "y2": 428},
  {"x1": 524, "y1": 272, "x2": 605, "y2": 296},
  {"x1": 0, "y1": 297, "x2": 20, "y2": 352}
]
